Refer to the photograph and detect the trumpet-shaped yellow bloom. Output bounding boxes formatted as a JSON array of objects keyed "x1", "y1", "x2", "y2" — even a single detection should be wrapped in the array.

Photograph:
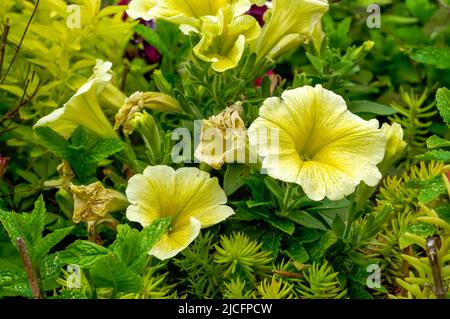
[
  {"x1": 253, "y1": 0, "x2": 329, "y2": 61},
  {"x1": 126, "y1": 0, "x2": 156, "y2": 20},
  {"x1": 34, "y1": 60, "x2": 121, "y2": 139},
  {"x1": 126, "y1": 166, "x2": 234, "y2": 260},
  {"x1": 193, "y1": 8, "x2": 260, "y2": 72},
  {"x1": 128, "y1": 0, "x2": 251, "y2": 25},
  {"x1": 248, "y1": 85, "x2": 386, "y2": 201}
]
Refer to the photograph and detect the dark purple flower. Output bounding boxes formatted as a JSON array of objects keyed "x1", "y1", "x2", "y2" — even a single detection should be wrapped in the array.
[
  {"x1": 143, "y1": 44, "x2": 161, "y2": 64},
  {"x1": 247, "y1": 4, "x2": 269, "y2": 26}
]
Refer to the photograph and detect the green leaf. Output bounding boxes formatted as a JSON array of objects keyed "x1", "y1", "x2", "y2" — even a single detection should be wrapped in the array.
[
  {"x1": 56, "y1": 290, "x2": 88, "y2": 299},
  {"x1": 419, "y1": 176, "x2": 447, "y2": 203},
  {"x1": 426, "y1": 135, "x2": 450, "y2": 149},
  {"x1": 285, "y1": 238, "x2": 309, "y2": 263},
  {"x1": 331, "y1": 215, "x2": 346, "y2": 238},
  {"x1": 436, "y1": 88, "x2": 450, "y2": 126},
  {"x1": 261, "y1": 76, "x2": 271, "y2": 98},
  {"x1": 0, "y1": 210, "x2": 23, "y2": 247},
  {"x1": 399, "y1": 222, "x2": 436, "y2": 249},
  {"x1": 416, "y1": 150, "x2": 450, "y2": 162},
  {"x1": 110, "y1": 224, "x2": 141, "y2": 267},
  {"x1": 87, "y1": 138, "x2": 126, "y2": 163},
  {"x1": 306, "y1": 52, "x2": 324, "y2": 73},
  {"x1": 0, "y1": 260, "x2": 27, "y2": 287},
  {"x1": 70, "y1": 126, "x2": 89, "y2": 147},
  {"x1": 0, "y1": 84, "x2": 24, "y2": 97},
  {"x1": 60, "y1": 240, "x2": 108, "y2": 268},
  {"x1": 134, "y1": 24, "x2": 172, "y2": 59},
  {"x1": 296, "y1": 228, "x2": 321, "y2": 244},
  {"x1": 34, "y1": 126, "x2": 70, "y2": 158},
  {"x1": 264, "y1": 177, "x2": 285, "y2": 201},
  {"x1": 286, "y1": 211, "x2": 327, "y2": 231},
  {"x1": 40, "y1": 252, "x2": 65, "y2": 279},
  {"x1": 90, "y1": 254, "x2": 143, "y2": 293},
  {"x1": 309, "y1": 231, "x2": 338, "y2": 262},
  {"x1": 410, "y1": 47, "x2": 450, "y2": 70},
  {"x1": 224, "y1": 164, "x2": 251, "y2": 196},
  {"x1": 348, "y1": 100, "x2": 397, "y2": 116},
  {"x1": 405, "y1": 0, "x2": 435, "y2": 22},
  {"x1": 110, "y1": 218, "x2": 170, "y2": 272},
  {"x1": 134, "y1": 217, "x2": 171, "y2": 270},
  {"x1": 33, "y1": 226, "x2": 74, "y2": 259},
  {"x1": 261, "y1": 232, "x2": 282, "y2": 258},
  {"x1": 22, "y1": 195, "x2": 46, "y2": 245}
]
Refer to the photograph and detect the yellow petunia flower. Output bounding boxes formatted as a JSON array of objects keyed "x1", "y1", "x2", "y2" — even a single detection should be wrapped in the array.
[
  {"x1": 253, "y1": 0, "x2": 329, "y2": 61},
  {"x1": 126, "y1": 0, "x2": 156, "y2": 20},
  {"x1": 34, "y1": 60, "x2": 122, "y2": 139},
  {"x1": 129, "y1": 0, "x2": 252, "y2": 26},
  {"x1": 248, "y1": 85, "x2": 386, "y2": 201},
  {"x1": 126, "y1": 165, "x2": 234, "y2": 260},
  {"x1": 193, "y1": 8, "x2": 261, "y2": 72}
]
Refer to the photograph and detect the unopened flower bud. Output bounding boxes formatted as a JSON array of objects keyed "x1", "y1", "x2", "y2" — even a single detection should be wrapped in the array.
[
  {"x1": 378, "y1": 123, "x2": 407, "y2": 174},
  {"x1": 115, "y1": 91, "x2": 181, "y2": 134}
]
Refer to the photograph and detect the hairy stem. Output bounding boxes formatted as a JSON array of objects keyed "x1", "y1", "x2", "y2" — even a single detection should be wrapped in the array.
[{"x1": 16, "y1": 237, "x2": 42, "y2": 299}]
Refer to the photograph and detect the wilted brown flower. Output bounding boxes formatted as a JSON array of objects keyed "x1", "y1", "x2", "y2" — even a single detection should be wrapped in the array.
[
  {"x1": 195, "y1": 103, "x2": 248, "y2": 170},
  {"x1": 70, "y1": 182, "x2": 128, "y2": 224}
]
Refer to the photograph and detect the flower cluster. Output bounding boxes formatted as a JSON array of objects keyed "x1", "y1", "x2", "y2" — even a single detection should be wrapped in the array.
[
  {"x1": 126, "y1": 0, "x2": 329, "y2": 71},
  {"x1": 29, "y1": 0, "x2": 408, "y2": 262}
]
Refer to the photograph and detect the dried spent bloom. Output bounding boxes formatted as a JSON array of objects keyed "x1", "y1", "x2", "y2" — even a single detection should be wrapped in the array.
[
  {"x1": 253, "y1": 0, "x2": 329, "y2": 61},
  {"x1": 114, "y1": 91, "x2": 181, "y2": 134},
  {"x1": 195, "y1": 103, "x2": 248, "y2": 169},
  {"x1": 126, "y1": 165, "x2": 234, "y2": 260},
  {"x1": 70, "y1": 182, "x2": 129, "y2": 224},
  {"x1": 248, "y1": 85, "x2": 386, "y2": 201}
]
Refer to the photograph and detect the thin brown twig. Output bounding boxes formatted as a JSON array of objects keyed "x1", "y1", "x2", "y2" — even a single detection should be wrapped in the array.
[
  {"x1": 0, "y1": 19, "x2": 11, "y2": 79},
  {"x1": 274, "y1": 270, "x2": 304, "y2": 279},
  {"x1": 0, "y1": 0, "x2": 40, "y2": 84},
  {"x1": 16, "y1": 237, "x2": 42, "y2": 299},
  {"x1": 120, "y1": 62, "x2": 129, "y2": 92},
  {"x1": 426, "y1": 236, "x2": 446, "y2": 299},
  {"x1": 0, "y1": 68, "x2": 41, "y2": 136}
]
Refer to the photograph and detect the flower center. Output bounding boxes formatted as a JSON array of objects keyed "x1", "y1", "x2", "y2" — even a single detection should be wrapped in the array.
[{"x1": 300, "y1": 154, "x2": 311, "y2": 162}]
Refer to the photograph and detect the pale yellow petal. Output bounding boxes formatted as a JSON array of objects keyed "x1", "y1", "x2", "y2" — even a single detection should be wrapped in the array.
[
  {"x1": 149, "y1": 217, "x2": 201, "y2": 260},
  {"x1": 249, "y1": 85, "x2": 386, "y2": 201}
]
